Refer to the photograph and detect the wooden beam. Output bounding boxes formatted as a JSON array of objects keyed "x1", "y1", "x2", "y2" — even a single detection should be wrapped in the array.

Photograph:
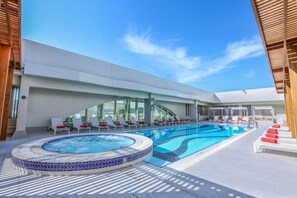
[
  {"x1": 285, "y1": 82, "x2": 296, "y2": 138},
  {"x1": 0, "y1": 44, "x2": 11, "y2": 141},
  {"x1": 3, "y1": 0, "x2": 16, "y2": 68},
  {"x1": 1, "y1": 66, "x2": 13, "y2": 140},
  {"x1": 289, "y1": 63, "x2": 297, "y2": 141},
  {"x1": 283, "y1": 0, "x2": 288, "y2": 92},
  {"x1": 250, "y1": 0, "x2": 279, "y2": 92}
]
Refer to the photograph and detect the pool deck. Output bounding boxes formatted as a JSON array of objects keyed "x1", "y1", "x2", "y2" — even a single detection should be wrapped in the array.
[{"x1": 0, "y1": 122, "x2": 297, "y2": 198}]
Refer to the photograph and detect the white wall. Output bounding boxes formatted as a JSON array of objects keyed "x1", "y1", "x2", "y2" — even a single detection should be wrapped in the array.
[
  {"x1": 157, "y1": 101, "x2": 187, "y2": 118},
  {"x1": 215, "y1": 88, "x2": 284, "y2": 103},
  {"x1": 22, "y1": 39, "x2": 215, "y2": 103},
  {"x1": 27, "y1": 88, "x2": 115, "y2": 127},
  {"x1": 253, "y1": 104, "x2": 285, "y2": 116}
]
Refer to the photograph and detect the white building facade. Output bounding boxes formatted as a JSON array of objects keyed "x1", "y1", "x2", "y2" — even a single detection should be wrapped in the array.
[{"x1": 9, "y1": 39, "x2": 284, "y2": 133}]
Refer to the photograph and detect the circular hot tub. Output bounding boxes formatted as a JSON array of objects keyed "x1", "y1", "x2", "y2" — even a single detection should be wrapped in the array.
[{"x1": 11, "y1": 133, "x2": 152, "y2": 176}]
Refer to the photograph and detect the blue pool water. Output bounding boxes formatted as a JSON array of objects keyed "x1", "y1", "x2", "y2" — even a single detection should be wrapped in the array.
[
  {"x1": 43, "y1": 135, "x2": 135, "y2": 154},
  {"x1": 132, "y1": 124, "x2": 245, "y2": 167}
]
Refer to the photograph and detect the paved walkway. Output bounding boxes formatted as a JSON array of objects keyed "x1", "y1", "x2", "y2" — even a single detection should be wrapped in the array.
[{"x1": 0, "y1": 123, "x2": 296, "y2": 198}]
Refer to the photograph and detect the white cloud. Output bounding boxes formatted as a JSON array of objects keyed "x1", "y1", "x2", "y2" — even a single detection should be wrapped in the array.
[
  {"x1": 178, "y1": 36, "x2": 264, "y2": 83},
  {"x1": 123, "y1": 29, "x2": 200, "y2": 70},
  {"x1": 244, "y1": 68, "x2": 256, "y2": 78},
  {"x1": 122, "y1": 29, "x2": 264, "y2": 84}
]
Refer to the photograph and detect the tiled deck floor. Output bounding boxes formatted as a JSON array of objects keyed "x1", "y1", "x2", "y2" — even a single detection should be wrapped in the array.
[{"x1": 1, "y1": 123, "x2": 296, "y2": 198}]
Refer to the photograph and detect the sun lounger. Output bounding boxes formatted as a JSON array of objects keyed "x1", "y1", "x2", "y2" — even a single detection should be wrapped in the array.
[
  {"x1": 254, "y1": 139, "x2": 297, "y2": 153},
  {"x1": 231, "y1": 116, "x2": 238, "y2": 124},
  {"x1": 163, "y1": 116, "x2": 174, "y2": 125},
  {"x1": 73, "y1": 117, "x2": 91, "y2": 133},
  {"x1": 89, "y1": 117, "x2": 109, "y2": 131},
  {"x1": 118, "y1": 117, "x2": 137, "y2": 129},
  {"x1": 130, "y1": 117, "x2": 148, "y2": 128},
  {"x1": 175, "y1": 116, "x2": 186, "y2": 124},
  {"x1": 50, "y1": 117, "x2": 70, "y2": 136},
  {"x1": 240, "y1": 116, "x2": 249, "y2": 124},
  {"x1": 154, "y1": 117, "x2": 166, "y2": 126},
  {"x1": 104, "y1": 117, "x2": 124, "y2": 130},
  {"x1": 254, "y1": 127, "x2": 297, "y2": 153},
  {"x1": 218, "y1": 116, "x2": 228, "y2": 123}
]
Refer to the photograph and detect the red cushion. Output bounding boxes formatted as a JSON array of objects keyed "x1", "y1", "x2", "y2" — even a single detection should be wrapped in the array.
[
  {"x1": 80, "y1": 124, "x2": 88, "y2": 128},
  {"x1": 115, "y1": 124, "x2": 121, "y2": 126},
  {"x1": 255, "y1": 118, "x2": 260, "y2": 120},
  {"x1": 56, "y1": 125, "x2": 65, "y2": 128},
  {"x1": 99, "y1": 124, "x2": 107, "y2": 127},
  {"x1": 128, "y1": 123, "x2": 134, "y2": 125},
  {"x1": 267, "y1": 130, "x2": 278, "y2": 135},
  {"x1": 265, "y1": 133, "x2": 278, "y2": 139},
  {"x1": 261, "y1": 137, "x2": 278, "y2": 144},
  {"x1": 272, "y1": 124, "x2": 280, "y2": 128},
  {"x1": 267, "y1": 128, "x2": 278, "y2": 133},
  {"x1": 139, "y1": 121, "x2": 145, "y2": 124}
]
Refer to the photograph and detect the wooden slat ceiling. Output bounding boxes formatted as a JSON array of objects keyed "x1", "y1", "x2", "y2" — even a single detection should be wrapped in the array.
[
  {"x1": 0, "y1": 0, "x2": 21, "y2": 69},
  {"x1": 251, "y1": 0, "x2": 297, "y2": 93}
]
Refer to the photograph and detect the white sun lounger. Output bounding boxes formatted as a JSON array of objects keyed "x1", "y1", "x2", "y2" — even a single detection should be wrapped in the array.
[
  {"x1": 175, "y1": 116, "x2": 185, "y2": 124},
  {"x1": 73, "y1": 118, "x2": 91, "y2": 133},
  {"x1": 89, "y1": 117, "x2": 109, "y2": 131},
  {"x1": 254, "y1": 139, "x2": 297, "y2": 153},
  {"x1": 130, "y1": 117, "x2": 148, "y2": 128},
  {"x1": 154, "y1": 117, "x2": 166, "y2": 126},
  {"x1": 104, "y1": 117, "x2": 124, "y2": 130},
  {"x1": 269, "y1": 126, "x2": 290, "y2": 132},
  {"x1": 231, "y1": 116, "x2": 238, "y2": 124},
  {"x1": 50, "y1": 118, "x2": 70, "y2": 136},
  {"x1": 163, "y1": 116, "x2": 174, "y2": 125},
  {"x1": 118, "y1": 117, "x2": 137, "y2": 129}
]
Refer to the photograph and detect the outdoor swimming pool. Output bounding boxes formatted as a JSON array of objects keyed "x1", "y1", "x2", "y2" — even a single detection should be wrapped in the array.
[{"x1": 132, "y1": 124, "x2": 245, "y2": 167}]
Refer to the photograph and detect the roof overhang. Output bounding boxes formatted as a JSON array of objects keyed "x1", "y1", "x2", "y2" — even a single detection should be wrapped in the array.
[
  {"x1": 251, "y1": 0, "x2": 297, "y2": 94},
  {"x1": 0, "y1": 0, "x2": 21, "y2": 69}
]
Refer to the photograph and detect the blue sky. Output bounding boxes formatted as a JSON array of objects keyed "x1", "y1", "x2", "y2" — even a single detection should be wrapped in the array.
[{"x1": 22, "y1": 0, "x2": 274, "y2": 92}]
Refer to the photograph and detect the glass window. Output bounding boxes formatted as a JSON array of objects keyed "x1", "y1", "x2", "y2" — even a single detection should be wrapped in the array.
[
  {"x1": 87, "y1": 105, "x2": 97, "y2": 118},
  {"x1": 103, "y1": 101, "x2": 115, "y2": 119},
  {"x1": 138, "y1": 100, "x2": 145, "y2": 120},
  {"x1": 129, "y1": 100, "x2": 136, "y2": 119},
  {"x1": 115, "y1": 100, "x2": 126, "y2": 120},
  {"x1": 97, "y1": 105, "x2": 102, "y2": 118},
  {"x1": 10, "y1": 86, "x2": 19, "y2": 118}
]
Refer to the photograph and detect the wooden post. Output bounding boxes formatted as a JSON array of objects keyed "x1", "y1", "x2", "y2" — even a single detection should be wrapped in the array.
[
  {"x1": 0, "y1": 44, "x2": 11, "y2": 140},
  {"x1": 285, "y1": 82, "x2": 296, "y2": 138},
  {"x1": 1, "y1": 66, "x2": 14, "y2": 140},
  {"x1": 289, "y1": 64, "x2": 297, "y2": 140}
]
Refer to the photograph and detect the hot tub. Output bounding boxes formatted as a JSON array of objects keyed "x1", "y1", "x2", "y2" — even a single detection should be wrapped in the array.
[{"x1": 11, "y1": 133, "x2": 153, "y2": 176}]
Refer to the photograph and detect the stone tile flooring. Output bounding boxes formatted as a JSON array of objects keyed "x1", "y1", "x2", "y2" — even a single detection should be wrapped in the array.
[{"x1": 1, "y1": 123, "x2": 297, "y2": 198}]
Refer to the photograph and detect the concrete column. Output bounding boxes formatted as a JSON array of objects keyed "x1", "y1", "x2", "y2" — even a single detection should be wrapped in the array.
[
  {"x1": 144, "y1": 94, "x2": 154, "y2": 126},
  {"x1": 190, "y1": 100, "x2": 198, "y2": 122},
  {"x1": 15, "y1": 76, "x2": 30, "y2": 132}
]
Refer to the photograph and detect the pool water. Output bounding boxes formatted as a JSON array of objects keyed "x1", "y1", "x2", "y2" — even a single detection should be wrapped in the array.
[
  {"x1": 132, "y1": 124, "x2": 245, "y2": 167},
  {"x1": 43, "y1": 135, "x2": 135, "y2": 154}
]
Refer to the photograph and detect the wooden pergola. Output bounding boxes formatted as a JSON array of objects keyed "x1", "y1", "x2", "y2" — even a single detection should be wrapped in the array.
[
  {"x1": 251, "y1": 0, "x2": 297, "y2": 139},
  {"x1": 0, "y1": 0, "x2": 21, "y2": 140}
]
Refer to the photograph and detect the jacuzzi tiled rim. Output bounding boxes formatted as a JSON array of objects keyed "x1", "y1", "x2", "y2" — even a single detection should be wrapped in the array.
[{"x1": 11, "y1": 133, "x2": 153, "y2": 176}]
